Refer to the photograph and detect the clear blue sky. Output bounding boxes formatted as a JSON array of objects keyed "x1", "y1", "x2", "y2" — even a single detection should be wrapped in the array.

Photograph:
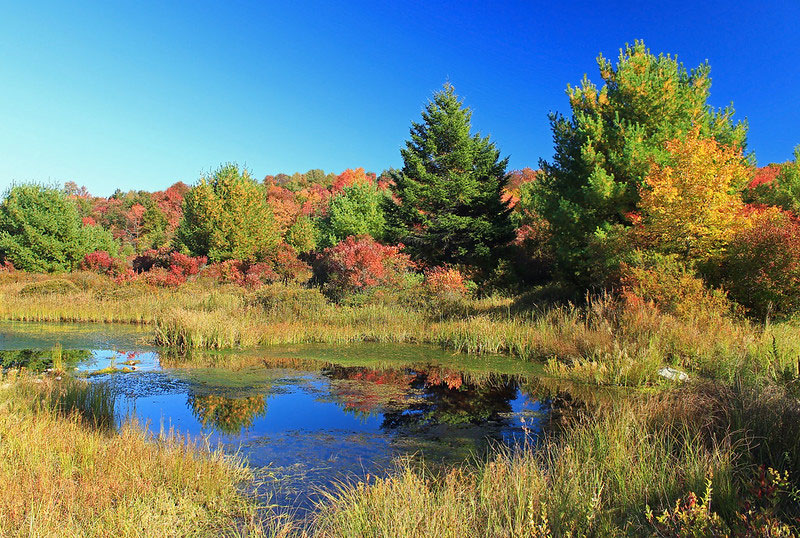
[{"x1": 1, "y1": 1, "x2": 798, "y2": 196}]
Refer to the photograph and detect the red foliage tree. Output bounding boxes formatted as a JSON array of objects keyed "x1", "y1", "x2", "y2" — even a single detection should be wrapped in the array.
[
  {"x1": 321, "y1": 235, "x2": 412, "y2": 296},
  {"x1": 719, "y1": 208, "x2": 800, "y2": 317}
]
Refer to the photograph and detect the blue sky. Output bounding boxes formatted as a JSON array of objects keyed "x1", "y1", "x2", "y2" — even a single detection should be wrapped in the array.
[{"x1": 1, "y1": 1, "x2": 798, "y2": 196}]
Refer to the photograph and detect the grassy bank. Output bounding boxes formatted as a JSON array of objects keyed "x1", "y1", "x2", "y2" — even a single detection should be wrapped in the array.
[
  {"x1": 2, "y1": 271, "x2": 799, "y2": 387},
  {"x1": 0, "y1": 372, "x2": 262, "y2": 537},
  {"x1": 291, "y1": 380, "x2": 800, "y2": 536}
]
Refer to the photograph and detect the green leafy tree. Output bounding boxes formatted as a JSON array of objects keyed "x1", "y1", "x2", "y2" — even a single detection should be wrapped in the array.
[
  {"x1": 537, "y1": 40, "x2": 748, "y2": 285},
  {"x1": 285, "y1": 215, "x2": 317, "y2": 253},
  {"x1": 176, "y1": 164, "x2": 279, "y2": 262},
  {"x1": 385, "y1": 83, "x2": 514, "y2": 271},
  {"x1": 0, "y1": 184, "x2": 117, "y2": 272},
  {"x1": 317, "y1": 180, "x2": 388, "y2": 248}
]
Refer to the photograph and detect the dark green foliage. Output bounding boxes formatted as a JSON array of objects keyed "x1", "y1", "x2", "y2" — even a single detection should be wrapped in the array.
[
  {"x1": 384, "y1": 83, "x2": 514, "y2": 272},
  {"x1": 0, "y1": 184, "x2": 117, "y2": 272},
  {"x1": 537, "y1": 40, "x2": 748, "y2": 285},
  {"x1": 317, "y1": 181, "x2": 388, "y2": 248},
  {"x1": 175, "y1": 164, "x2": 279, "y2": 262}
]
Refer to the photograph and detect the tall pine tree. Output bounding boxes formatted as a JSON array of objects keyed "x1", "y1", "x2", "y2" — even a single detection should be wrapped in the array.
[{"x1": 385, "y1": 83, "x2": 514, "y2": 273}]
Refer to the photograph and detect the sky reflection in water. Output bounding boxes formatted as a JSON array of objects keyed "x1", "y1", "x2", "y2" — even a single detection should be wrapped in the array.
[{"x1": 1, "y1": 322, "x2": 556, "y2": 513}]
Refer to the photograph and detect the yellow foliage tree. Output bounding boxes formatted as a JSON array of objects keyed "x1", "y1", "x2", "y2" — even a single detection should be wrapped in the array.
[{"x1": 638, "y1": 130, "x2": 749, "y2": 260}]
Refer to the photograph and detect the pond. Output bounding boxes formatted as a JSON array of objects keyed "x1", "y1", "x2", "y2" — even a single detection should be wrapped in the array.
[{"x1": 0, "y1": 321, "x2": 597, "y2": 514}]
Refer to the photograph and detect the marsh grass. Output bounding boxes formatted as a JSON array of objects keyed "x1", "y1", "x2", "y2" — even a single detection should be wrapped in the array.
[
  {"x1": 0, "y1": 373, "x2": 259, "y2": 537},
  {"x1": 3, "y1": 273, "x2": 800, "y2": 387},
  {"x1": 302, "y1": 380, "x2": 800, "y2": 537},
  {"x1": 304, "y1": 394, "x2": 735, "y2": 537}
]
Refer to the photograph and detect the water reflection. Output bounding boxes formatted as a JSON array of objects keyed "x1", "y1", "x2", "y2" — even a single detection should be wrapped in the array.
[
  {"x1": 0, "y1": 323, "x2": 606, "y2": 514},
  {"x1": 188, "y1": 393, "x2": 268, "y2": 435}
]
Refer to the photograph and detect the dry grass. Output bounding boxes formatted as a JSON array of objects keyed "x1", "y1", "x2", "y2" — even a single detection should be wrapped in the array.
[
  {"x1": 0, "y1": 373, "x2": 260, "y2": 537},
  {"x1": 3, "y1": 273, "x2": 799, "y2": 387}
]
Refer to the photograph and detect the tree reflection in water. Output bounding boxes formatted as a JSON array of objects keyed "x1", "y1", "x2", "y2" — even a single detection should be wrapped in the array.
[
  {"x1": 322, "y1": 364, "x2": 525, "y2": 429},
  {"x1": 187, "y1": 393, "x2": 267, "y2": 435}
]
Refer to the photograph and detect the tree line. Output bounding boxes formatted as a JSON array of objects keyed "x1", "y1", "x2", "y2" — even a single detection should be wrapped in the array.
[{"x1": 2, "y1": 41, "x2": 799, "y2": 317}]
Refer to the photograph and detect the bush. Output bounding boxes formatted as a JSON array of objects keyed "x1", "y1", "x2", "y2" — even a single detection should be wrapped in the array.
[
  {"x1": 620, "y1": 251, "x2": 735, "y2": 321},
  {"x1": 320, "y1": 236, "x2": 413, "y2": 299},
  {"x1": 424, "y1": 266, "x2": 469, "y2": 298},
  {"x1": 122, "y1": 249, "x2": 206, "y2": 288},
  {"x1": 203, "y1": 243, "x2": 310, "y2": 288},
  {"x1": 19, "y1": 279, "x2": 80, "y2": 296},
  {"x1": 717, "y1": 209, "x2": 800, "y2": 318},
  {"x1": 78, "y1": 250, "x2": 126, "y2": 276}
]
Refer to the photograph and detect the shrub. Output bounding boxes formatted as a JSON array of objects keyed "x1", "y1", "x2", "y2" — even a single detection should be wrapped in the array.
[
  {"x1": 620, "y1": 251, "x2": 735, "y2": 321},
  {"x1": 78, "y1": 250, "x2": 125, "y2": 276},
  {"x1": 203, "y1": 244, "x2": 310, "y2": 288},
  {"x1": 424, "y1": 266, "x2": 469, "y2": 297},
  {"x1": 717, "y1": 209, "x2": 800, "y2": 318},
  {"x1": 320, "y1": 236, "x2": 413, "y2": 299},
  {"x1": 124, "y1": 249, "x2": 206, "y2": 287},
  {"x1": 19, "y1": 279, "x2": 80, "y2": 296}
]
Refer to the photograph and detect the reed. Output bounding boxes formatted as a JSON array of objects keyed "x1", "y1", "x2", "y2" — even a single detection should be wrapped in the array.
[{"x1": 3, "y1": 273, "x2": 800, "y2": 387}]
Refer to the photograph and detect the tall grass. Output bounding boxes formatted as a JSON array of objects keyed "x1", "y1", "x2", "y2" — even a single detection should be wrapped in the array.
[
  {"x1": 0, "y1": 374, "x2": 260, "y2": 537},
  {"x1": 304, "y1": 381, "x2": 800, "y2": 537},
  {"x1": 3, "y1": 273, "x2": 800, "y2": 387}
]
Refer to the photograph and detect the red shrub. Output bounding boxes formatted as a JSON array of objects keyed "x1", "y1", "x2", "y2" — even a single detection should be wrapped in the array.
[
  {"x1": 720, "y1": 209, "x2": 800, "y2": 317},
  {"x1": 80, "y1": 251, "x2": 117, "y2": 274},
  {"x1": 424, "y1": 266, "x2": 469, "y2": 297},
  {"x1": 0, "y1": 260, "x2": 15, "y2": 272},
  {"x1": 271, "y1": 243, "x2": 312, "y2": 283},
  {"x1": 141, "y1": 267, "x2": 185, "y2": 288},
  {"x1": 203, "y1": 244, "x2": 310, "y2": 288},
  {"x1": 321, "y1": 235, "x2": 412, "y2": 296},
  {"x1": 126, "y1": 249, "x2": 206, "y2": 287},
  {"x1": 168, "y1": 252, "x2": 204, "y2": 277}
]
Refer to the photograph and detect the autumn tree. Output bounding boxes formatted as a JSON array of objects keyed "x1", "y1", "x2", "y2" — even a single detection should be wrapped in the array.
[
  {"x1": 0, "y1": 184, "x2": 117, "y2": 272},
  {"x1": 638, "y1": 130, "x2": 749, "y2": 260},
  {"x1": 744, "y1": 146, "x2": 800, "y2": 213},
  {"x1": 537, "y1": 40, "x2": 748, "y2": 285},
  {"x1": 384, "y1": 83, "x2": 514, "y2": 272},
  {"x1": 317, "y1": 169, "x2": 388, "y2": 248},
  {"x1": 176, "y1": 164, "x2": 279, "y2": 262}
]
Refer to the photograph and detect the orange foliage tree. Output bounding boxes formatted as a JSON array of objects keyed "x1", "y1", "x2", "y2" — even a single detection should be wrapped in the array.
[{"x1": 638, "y1": 130, "x2": 749, "y2": 260}]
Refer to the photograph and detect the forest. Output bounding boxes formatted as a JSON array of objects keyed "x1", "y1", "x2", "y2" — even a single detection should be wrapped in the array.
[{"x1": 2, "y1": 41, "x2": 800, "y2": 536}]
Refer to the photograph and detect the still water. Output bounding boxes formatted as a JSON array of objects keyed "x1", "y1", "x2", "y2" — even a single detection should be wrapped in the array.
[{"x1": 0, "y1": 321, "x2": 581, "y2": 513}]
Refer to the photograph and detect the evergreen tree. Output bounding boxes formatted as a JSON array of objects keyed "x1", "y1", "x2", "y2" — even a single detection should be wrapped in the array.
[
  {"x1": 537, "y1": 40, "x2": 748, "y2": 285},
  {"x1": 385, "y1": 83, "x2": 514, "y2": 272},
  {"x1": 0, "y1": 184, "x2": 117, "y2": 272}
]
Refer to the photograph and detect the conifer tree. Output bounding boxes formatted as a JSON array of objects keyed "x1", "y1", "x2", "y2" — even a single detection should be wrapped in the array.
[
  {"x1": 385, "y1": 84, "x2": 514, "y2": 272},
  {"x1": 537, "y1": 40, "x2": 748, "y2": 285}
]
